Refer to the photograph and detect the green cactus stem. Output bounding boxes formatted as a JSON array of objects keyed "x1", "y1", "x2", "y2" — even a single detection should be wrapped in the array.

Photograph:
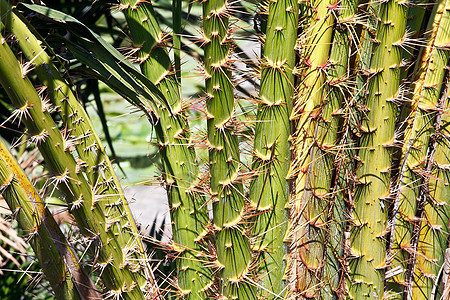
[
  {"x1": 202, "y1": 0, "x2": 255, "y2": 298},
  {"x1": 348, "y1": 0, "x2": 408, "y2": 298},
  {"x1": 249, "y1": 0, "x2": 298, "y2": 298},
  {"x1": 119, "y1": 0, "x2": 213, "y2": 298},
  {"x1": 413, "y1": 75, "x2": 450, "y2": 299},
  {"x1": 0, "y1": 139, "x2": 101, "y2": 300},
  {"x1": 320, "y1": 0, "x2": 358, "y2": 298},
  {"x1": 288, "y1": 0, "x2": 338, "y2": 297}
]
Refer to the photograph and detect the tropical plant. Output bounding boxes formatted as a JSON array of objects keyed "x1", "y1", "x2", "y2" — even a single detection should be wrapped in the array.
[{"x1": 0, "y1": 0, "x2": 450, "y2": 299}]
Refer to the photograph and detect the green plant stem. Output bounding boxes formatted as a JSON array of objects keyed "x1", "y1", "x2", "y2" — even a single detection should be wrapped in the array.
[
  {"x1": 352, "y1": 0, "x2": 380, "y2": 112},
  {"x1": 288, "y1": 0, "x2": 338, "y2": 296},
  {"x1": 320, "y1": 0, "x2": 358, "y2": 298},
  {"x1": 348, "y1": 0, "x2": 408, "y2": 298},
  {"x1": 119, "y1": 0, "x2": 213, "y2": 298},
  {"x1": 414, "y1": 75, "x2": 450, "y2": 299},
  {"x1": 0, "y1": 139, "x2": 102, "y2": 300},
  {"x1": 202, "y1": 0, "x2": 255, "y2": 298},
  {"x1": 249, "y1": 0, "x2": 298, "y2": 297},
  {"x1": 172, "y1": 0, "x2": 181, "y2": 83}
]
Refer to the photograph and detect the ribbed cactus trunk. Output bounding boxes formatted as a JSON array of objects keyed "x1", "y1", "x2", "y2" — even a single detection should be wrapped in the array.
[
  {"x1": 288, "y1": 0, "x2": 338, "y2": 296},
  {"x1": 417, "y1": 75, "x2": 450, "y2": 299},
  {"x1": 401, "y1": 1, "x2": 450, "y2": 297},
  {"x1": 119, "y1": 1, "x2": 212, "y2": 298},
  {"x1": 202, "y1": 0, "x2": 255, "y2": 298},
  {"x1": 0, "y1": 140, "x2": 101, "y2": 300},
  {"x1": 0, "y1": 4, "x2": 159, "y2": 296},
  {"x1": 0, "y1": 31, "x2": 145, "y2": 299},
  {"x1": 348, "y1": 0, "x2": 408, "y2": 298},
  {"x1": 389, "y1": 0, "x2": 450, "y2": 297},
  {"x1": 320, "y1": 0, "x2": 358, "y2": 297},
  {"x1": 250, "y1": 0, "x2": 298, "y2": 297},
  {"x1": 408, "y1": 84, "x2": 449, "y2": 299}
]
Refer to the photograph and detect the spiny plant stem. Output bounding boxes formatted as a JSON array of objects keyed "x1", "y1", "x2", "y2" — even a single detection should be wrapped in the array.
[
  {"x1": 407, "y1": 79, "x2": 449, "y2": 300},
  {"x1": 399, "y1": 1, "x2": 450, "y2": 297},
  {"x1": 320, "y1": 0, "x2": 358, "y2": 298},
  {"x1": 0, "y1": 32, "x2": 144, "y2": 299},
  {"x1": 393, "y1": 0, "x2": 430, "y2": 146},
  {"x1": 0, "y1": 139, "x2": 101, "y2": 300},
  {"x1": 389, "y1": 0, "x2": 450, "y2": 297},
  {"x1": 412, "y1": 74, "x2": 450, "y2": 299},
  {"x1": 348, "y1": 0, "x2": 408, "y2": 298},
  {"x1": 250, "y1": 0, "x2": 298, "y2": 297},
  {"x1": 202, "y1": 0, "x2": 255, "y2": 298},
  {"x1": 352, "y1": 0, "x2": 380, "y2": 109},
  {"x1": 119, "y1": 0, "x2": 213, "y2": 298},
  {"x1": 0, "y1": 4, "x2": 159, "y2": 296},
  {"x1": 288, "y1": 0, "x2": 338, "y2": 296}
]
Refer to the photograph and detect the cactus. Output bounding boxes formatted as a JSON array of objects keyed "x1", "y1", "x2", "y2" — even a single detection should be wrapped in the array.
[
  {"x1": 288, "y1": 0, "x2": 339, "y2": 296},
  {"x1": 0, "y1": 4, "x2": 160, "y2": 296},
  {"x1": 348, "y1": 0, "x2": 408, "y2": 298},
  {"x1": 416, "y1": 74, "x2": 450, "y2": 299},
  {"x1": 118, "y1": 0, "x2": 213, "y2": 298},
  {"x1": 201, "y1": 0, "x2": 255, "y2": 298},
  {"x1": 319, "y1": 0, "x2": 358, "y2": 297},
  {"x1": 389, "y1": 0, "x2": 450, "y2": 297},
  {"x1": 249, "y1": 0, "x2": 298, "y2": 298},
  {"x1": 404, "y1": 1, "x2": 450, "y2": 297},
  {"x1": 0, "y1": 139, "x2": 101, "y2": 300},
  {"x1": 0, "y1": 31, "x2": 146, "y2": 299}
]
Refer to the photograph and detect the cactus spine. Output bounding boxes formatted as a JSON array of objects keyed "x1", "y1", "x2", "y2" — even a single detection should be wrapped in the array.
[
  {"x1": 119, "y1": 0, "x2": 213, "y2": 298},
  {"x1": 202, "y1": 0, "x2": 255, "y2": 298},
  {"x1": 250, "y1": 0, "x2": 298, "y2": 297}
]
